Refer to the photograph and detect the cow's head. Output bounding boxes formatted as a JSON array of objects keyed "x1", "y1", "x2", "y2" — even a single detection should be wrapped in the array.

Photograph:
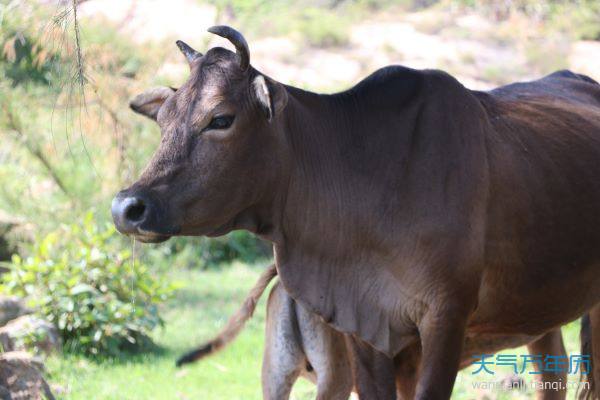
[{"x1": 111, "y1": 26, "x2": 288, "y2": 243}]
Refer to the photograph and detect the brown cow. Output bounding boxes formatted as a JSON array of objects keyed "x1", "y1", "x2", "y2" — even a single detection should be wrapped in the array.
[{"x1": 112, "y1": 26, "x2": 600, "y2": 399}]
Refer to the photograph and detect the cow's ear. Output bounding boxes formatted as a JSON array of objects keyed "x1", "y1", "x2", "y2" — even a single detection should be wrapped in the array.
[
  {"x1": 129, "y1": 87, "x2": 176, "y2": 121},
  {"x1": 252, "y1": 75, "x2": 288, "y2": 122}
]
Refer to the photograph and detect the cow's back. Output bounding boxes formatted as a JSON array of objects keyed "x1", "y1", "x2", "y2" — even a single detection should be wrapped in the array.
[
  {"x1": 489, "y1": 69, "x2": 600, "y2": 105},
  {"x1": 470, "y1": 71, "x2": 600, "y2": 334}
]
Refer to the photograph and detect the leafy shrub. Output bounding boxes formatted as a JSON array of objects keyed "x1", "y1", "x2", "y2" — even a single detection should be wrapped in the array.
[
  {"x1": 0, "y1": 212, "x2": 176, "y2": 356},
  {"x1": 148, "y1": 231, "x2": 271, "y2": 270},
  {"x1": 209, "y1": 231, "x2": 271, "y2": 264}
]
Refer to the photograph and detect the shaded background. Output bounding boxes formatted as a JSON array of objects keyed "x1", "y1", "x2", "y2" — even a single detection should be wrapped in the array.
[{"x1": 0, "y1": 0, "x2": 598, "y2": 398}]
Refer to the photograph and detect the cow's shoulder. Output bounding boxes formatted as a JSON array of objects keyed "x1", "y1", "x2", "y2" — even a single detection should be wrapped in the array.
[
  {"x1": 344, "y1": 66, "x2": 474, "y2": 111},
  {"x1": 353, "y1": 66, "x2": 469, "y2": 93},
  {"x1": 347, "y1": 65, "x2": 425, "y2": 106},
  {"x1": 353, "y1": 65, "x2": 424, "y2": 89}
]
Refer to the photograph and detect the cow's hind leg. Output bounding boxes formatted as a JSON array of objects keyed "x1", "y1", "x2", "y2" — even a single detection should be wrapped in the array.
[
  {"x1": 394, "y1": 342, "x2": 421, "y2": 400},
  {"x1": 527, "y1": 329, "x2": 567, "y2": 400},
  {"x1": 580, "y1": 305, "x2": 600, "y2": 400},
  {"x1": 591, "y1": 306, "x2": 600, "y2": 400}
]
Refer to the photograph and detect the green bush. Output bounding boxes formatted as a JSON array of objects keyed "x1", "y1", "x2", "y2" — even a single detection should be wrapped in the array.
[
  {"x1": 148, "y1": 231, "x2": 271, "y2": 270},
  {"x1": 0, "y1": 212, "x2": 176, "y2": 356}
]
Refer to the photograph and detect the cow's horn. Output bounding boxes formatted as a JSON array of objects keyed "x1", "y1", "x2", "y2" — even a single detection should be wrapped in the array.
[
  {"x1": 207, "y1": 25, "x2": 250, "y2": 71},
  {"x1": 176, "y1": 40, "x2": 202, "y2": 65}
]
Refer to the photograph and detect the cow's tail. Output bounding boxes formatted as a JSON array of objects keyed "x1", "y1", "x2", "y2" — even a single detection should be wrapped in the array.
[
  {"x1": 579, "y1": 314, "x2": 595, "y2": 399},
  {"x1": 176, "y1": 263, "x2": 278, "y2": 367}
]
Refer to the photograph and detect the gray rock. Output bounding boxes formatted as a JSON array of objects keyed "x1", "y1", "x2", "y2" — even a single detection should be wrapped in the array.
[
  {"x1": 0, "y1": 351, "x2": 55, "y2": 400},
  {"x1": 0, "y1": 297, "x2": 29, "y2": 327},
  {"x1": 0, "y1": 385, "x2": 11, "y2": 400},
  {"x1": 0, "y1": 316, "x2": 60, "y2": 355}
]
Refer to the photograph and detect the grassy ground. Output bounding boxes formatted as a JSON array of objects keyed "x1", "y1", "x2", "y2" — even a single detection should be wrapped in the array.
[
  {"x1": 46, "y1": 263, "x2": 315, "y2": 400},
  {"x1": 46, "y1": 263, "x2": 584, "y2": 399}
]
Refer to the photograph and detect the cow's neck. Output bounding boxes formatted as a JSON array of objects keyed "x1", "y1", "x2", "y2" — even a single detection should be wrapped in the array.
[
  {"x1": 272, "y1": 85, "x2": 399, "y2": 260},
  {"x1": 269, "y1": 74, "x2": 491, "y2": 264}
]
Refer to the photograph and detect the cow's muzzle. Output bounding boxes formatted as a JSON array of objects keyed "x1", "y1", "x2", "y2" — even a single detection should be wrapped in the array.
[{"x1": 111, "y1": 191, "x2": 174, "y2": 243}]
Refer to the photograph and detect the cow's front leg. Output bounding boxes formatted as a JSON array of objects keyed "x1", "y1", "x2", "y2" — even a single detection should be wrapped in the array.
[
  {"x1": 347, "y1": 335, "x2": 397, "y2": 400},
  {"x1": 414, "y1": 307, "x2": 468, "y2": 400}
]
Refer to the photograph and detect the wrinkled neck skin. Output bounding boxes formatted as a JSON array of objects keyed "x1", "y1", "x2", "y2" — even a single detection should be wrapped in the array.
[
  {"x1": 275, "y1": 87, "x2": 392, "y2": 256},
  {"x1": 259, "y1": 85, "x2": 405, "y2": 255},
  {"x1": 245, "y1": 85, "x2": 375, "y2": 250}
]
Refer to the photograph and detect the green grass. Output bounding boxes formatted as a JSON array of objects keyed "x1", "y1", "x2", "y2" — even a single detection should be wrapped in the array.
[
  {"x1": 46, "y1": 262, "x2": 585, "y2": 399},
  {"x1": 46, "y1": 262, "x2": 316, "y2": 399}
]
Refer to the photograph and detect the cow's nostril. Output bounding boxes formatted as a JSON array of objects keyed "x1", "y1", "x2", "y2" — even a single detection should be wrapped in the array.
[
  {"x1": 125, "y1": 199, "x2": 146, "y2": 222},
  {"x1": 111, "y1": 195, "x2": 152, "y2": 234}
]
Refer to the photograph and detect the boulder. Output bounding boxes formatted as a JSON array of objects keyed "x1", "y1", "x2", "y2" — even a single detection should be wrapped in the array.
[
  {"x1": 0, "y1": 385, "x2": 11, "y2": 400},
  {"x1": 0, "y1": 297, "x2": 29, "y2": 327},
  {"x1": 0, "y1": 351, "x2": 55, "y2": 400},
  {"x1": 0, "y1": 316, "x2": 60, "y2": 354}
]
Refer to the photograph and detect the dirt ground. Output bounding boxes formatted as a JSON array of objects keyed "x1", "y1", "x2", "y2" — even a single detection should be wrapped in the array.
[{"x1": 80, "y1": 0, "x2": 599, "y2": 92}]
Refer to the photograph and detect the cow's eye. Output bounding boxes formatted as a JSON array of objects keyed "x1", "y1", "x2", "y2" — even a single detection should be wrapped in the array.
[{"x1": 205, "y1": 115, "x2": 234, "y2": 131}]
